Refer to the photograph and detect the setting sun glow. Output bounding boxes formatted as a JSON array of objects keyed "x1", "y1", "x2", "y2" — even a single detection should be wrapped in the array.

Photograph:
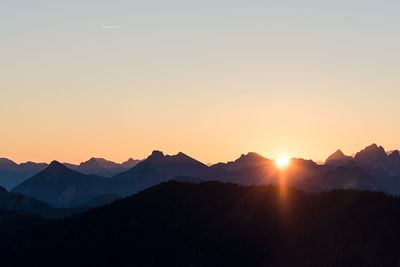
[{"x1": 276, "y1": 157, "x2": 290, "y2": 169}]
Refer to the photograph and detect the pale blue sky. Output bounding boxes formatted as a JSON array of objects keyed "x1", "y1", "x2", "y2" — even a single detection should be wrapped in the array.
[{"x1": 1, "y1": 0, "x2": 400, "y2": 163}]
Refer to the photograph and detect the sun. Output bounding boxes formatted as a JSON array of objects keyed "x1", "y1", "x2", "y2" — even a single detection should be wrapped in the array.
[{"x1": 276, "y1": 157, "x2": 290, "y2": 169}]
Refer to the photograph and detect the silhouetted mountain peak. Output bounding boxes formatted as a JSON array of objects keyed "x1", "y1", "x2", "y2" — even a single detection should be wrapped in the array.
[
  {"x1": 212, "y1": 152, "x2": 270, "y2": 172},
  {"x1": 354, "y1": 144, "x2": 387, "y2": 165},
  {"x1": 146, "y1": 151, "x2": 204, "y2": 165},
  {"x1": 79, "y1": 158, "x2": 105, "y2": 168},
  {"x1": 238, "y1": 152, "x2": 266, "y2": 162},
  {"x1": 87, "y1": 157, "x2": 98, "y2": 162},
  {"x1": 74, "y1": 157, "x2": 125, "y2": 177},
  {"x1": 49, "y1": 160, "x2": 66, "y2": 168},
  {"x1": 0, "y1": 158, "x2": 18, "y2": 169},
  {"x1": 174, "y1": 152, "x2": 196, "y2": 162},
  {"x1": 121, "y1": 158, "x2": 141, "y2": 169},
  {"x1": 363, "y1": 143, "x2": 386, "y2": 155},
  {"x1": 367, "y1": 143, "x2": 384, "y2": 151},
  {"x1": 123, "y1": 158, "x2": 139, "y2": 163},
  {"x1": 44, "y1": 161, "x2": 73, "y2": 175},
  {"x1": 20, "y1": 161, "x2": 45, "y2": 167},
  {"x1": 80, "y1": 157, "x2": 118, "y2": 167},
  {"x1": 325, "y1": 149, "x2": 352, "y2": 165},
  {"x1": 147, "y1": 151, "x2": 165, "y2": 161},
  {"x1": 123, "y1": 158, "x2": 135, "y2": 163},
  {"x1": 330, "y1": 149, "x2": 345, "y2": 158},
  {"x1": 12, "y1": 160, "x2": 113, "y2": 207},
  {"x1": 176, "y1": 152, "x2": 187, "y2": 157},
  {"x1": 389, "y1": 150, "x2": 400, "y2": 158}
]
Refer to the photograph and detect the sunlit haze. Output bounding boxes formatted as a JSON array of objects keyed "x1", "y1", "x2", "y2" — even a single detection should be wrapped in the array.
[
  {"x1": 1, "y1": 0, "x2": 400, "y2": 164},
  {"x1": 276, "y1": 157, "x2": 291, "y2": 169}
]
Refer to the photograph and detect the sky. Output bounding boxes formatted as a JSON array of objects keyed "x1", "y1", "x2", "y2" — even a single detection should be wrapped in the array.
[{"x1": 1, "y1": 0, "x2": 400, "y2": 164}]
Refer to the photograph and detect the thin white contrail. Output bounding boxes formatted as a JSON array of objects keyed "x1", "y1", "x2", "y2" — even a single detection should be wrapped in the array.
[{"x1": 99, "y1": 25, "x2": 123, "y2": 30}]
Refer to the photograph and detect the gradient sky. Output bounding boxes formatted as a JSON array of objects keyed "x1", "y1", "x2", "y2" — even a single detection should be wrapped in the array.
[{"x1": 1, "y1": 0, "x2": 400, "y2": 164}]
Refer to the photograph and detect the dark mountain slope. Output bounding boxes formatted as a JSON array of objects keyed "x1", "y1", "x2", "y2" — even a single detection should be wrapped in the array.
[
  {"x1": 325, "y1": 149, "x2": 353, "y2": 166},
  {"x1": 379, "y1": 150, "x2": 400, "y2": 176},
  {"x1": 12, "y1": 161, "x2": 113, "y2": 207},
  {"x1": 4, "y1": 181, "x2": 400, "y2": 266},
  {"x1": 212, "y1": 152, "x2": 271, "y2": 172},
  {"x1": 306, "y1": 162, "x2": 383, "y2": 192},
  {"x1": 121, "y1": 158, "x2": 141, "y2": 169},
  {"x1": 354, "y1": 144, "x2": 387, "y2": 165},
  {"x1": 0, "y1": 158, "x2": 18, "y2": 169},
  {"x1": 112, "y1": 151, "x2": 226, "y2": 195}
]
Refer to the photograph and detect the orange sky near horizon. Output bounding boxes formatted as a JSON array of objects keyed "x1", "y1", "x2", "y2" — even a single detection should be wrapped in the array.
[{"x1": 1, "y1": 1, "x2": 400, "y2": 164}]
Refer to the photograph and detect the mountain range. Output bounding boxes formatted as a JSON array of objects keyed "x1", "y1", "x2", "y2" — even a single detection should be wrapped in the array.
[
  {"x1": 65, "y1": 157, "x2": 141, "y2": 177},
  {"x1": 4, "y1": 144, "x2": 400, "y2": 208},
  {"x1": 12, "y1": 161, "x2": 120, "y2": 208},
  {"x1": 2, "y1": 145, "x2": 400, "y2": 265},
  {"x1": 0, "y1": 157, "x2": 141, "y2": 190}
]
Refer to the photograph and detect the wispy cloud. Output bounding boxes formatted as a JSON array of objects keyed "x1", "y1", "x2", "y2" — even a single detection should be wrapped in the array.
[{"x1": 99, "y1": 25, "x2": 123, "y2": 30}]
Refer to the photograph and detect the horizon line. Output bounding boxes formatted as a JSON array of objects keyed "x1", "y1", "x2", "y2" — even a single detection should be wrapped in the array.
[{"x1": 1, "y1": 143, "x2": 398, "y2": 166}]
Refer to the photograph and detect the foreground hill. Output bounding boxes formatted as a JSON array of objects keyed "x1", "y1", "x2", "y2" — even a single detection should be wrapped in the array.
[
  {"x1": 3, "y1": 181, "x2": 400, "y2": 266},
  {"x1": 0, "y1": 210, "x2": 50, "y2": 240}
]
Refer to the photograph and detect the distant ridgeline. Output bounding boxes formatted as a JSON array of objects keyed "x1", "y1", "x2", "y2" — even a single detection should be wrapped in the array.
[
  {"x1": 2, "y1": 181, "x2": 400, "y2": 266},
  {"x1": 0, "y1": 144, "x2": 398, "y2": 208},
  {"x1": 0, "y1": 157, "x2": 141, "y2": 190}
]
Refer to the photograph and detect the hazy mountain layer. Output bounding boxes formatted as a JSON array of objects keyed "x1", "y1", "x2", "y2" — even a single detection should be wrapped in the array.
[
  {"x1": 12, "y1": 161, "x2": 116, "y2": 207},
  {"x1": 0, "y1": 157, "x2": 141, "y2": 190},
  {"x1": 9, "y1": 144, "x2": 400, "y2": 208},
  {"x1": 0, "y1": 159, "x2": 48, "y2": 190}
]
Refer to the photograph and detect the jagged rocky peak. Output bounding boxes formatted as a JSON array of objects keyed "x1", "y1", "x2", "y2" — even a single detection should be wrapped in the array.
[
  {"x1": 48, "y1": 160, "x2": 66, "y2": 168},
  {"x1": 123, "y1": 158, "x2": 138, "y2": 163},
  {"x1": 0, "y1": 158, "x2": 18, "y2": 169},
  {"x1": 325, "y1": 149, "x2": 352, "y2": 165},
  {"x1": 176, "y1": 152, "x2": 188, "y2": 157},
  {"x1": 224, "y1": 152, "x2": 269, "y2": 170},
  {"x1": 147, "y1": 150, "x2": 165, "y2": 161},
  {"x1": 388, "y1": 150, "x2": 400, "y2": 160},
  {"x1": 36, "y1": 161, "x2": 71, "y2": 176},
  {"x1": 236, "y1": 152, "x2": 266, "y2": 162},
  {"x1": 329, "y1": 149, "x2": 346, "y2": 159},
  {"x1": 354, "y1": 144, "x2": 387, "y2": 165},
  {"x1": 174, "y1": 152, "x2": 193, "y2": 160},
  {"x1": 121, "y1": 158, "x2": 141, "y2": 168}
]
